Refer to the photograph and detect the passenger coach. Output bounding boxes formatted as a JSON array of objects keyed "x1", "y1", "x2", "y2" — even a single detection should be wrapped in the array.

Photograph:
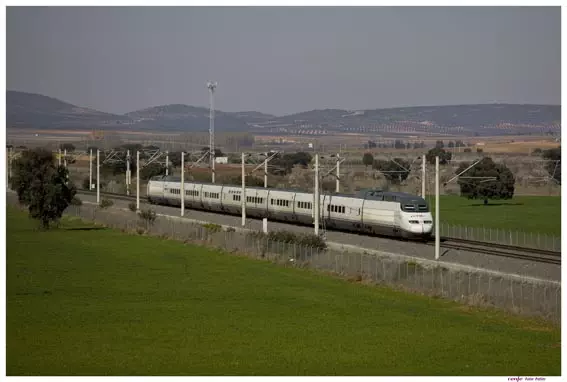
[{"x1": 146, "y1": 175, "x2": 433, "y2": 240}]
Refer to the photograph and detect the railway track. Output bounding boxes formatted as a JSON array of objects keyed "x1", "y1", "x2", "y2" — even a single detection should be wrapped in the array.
[
  {"x1": 78, "y1": 190, "x2": 561, "y2": 265},
  {"x1": 432, "y1": 238, "x2": 561, "y2": 265}
]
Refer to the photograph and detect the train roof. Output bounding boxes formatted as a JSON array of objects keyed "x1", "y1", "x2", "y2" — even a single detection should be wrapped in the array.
[{"x1": 149, "y1": 176, "x2": 427, "y2": 204}]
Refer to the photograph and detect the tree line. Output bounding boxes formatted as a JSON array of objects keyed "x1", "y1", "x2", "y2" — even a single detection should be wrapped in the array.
[
  {"x1": 362, "y1": 145, "x2": 561, "y2": 203},
  {"x1": 364, "y1": 139, "x2": 470, "y2": 150}
]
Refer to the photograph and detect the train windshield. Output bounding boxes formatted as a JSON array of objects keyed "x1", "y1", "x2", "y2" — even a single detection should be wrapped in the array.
[{"x1": 400, "y1": 203, "x2": 429, "y2": 213}]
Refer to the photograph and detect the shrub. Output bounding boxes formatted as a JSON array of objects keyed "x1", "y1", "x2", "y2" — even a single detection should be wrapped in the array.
[
  {"x1": 70, "y1": 196, "x2": 83, "y2": 206},
  {"x1": 99, "y1": 198, "x2": 114, "y2": 209},
  {"x1": 128, "y1": 202, "x2": 137, "y2": 212},
  {"x1": 248, "y1": 230, "x2": 327, "y2": 251},
  {"x1": 202, "y1": 223, "x2": 222, "y2": 233},
  {"x1": 138, "y1": 208, "x2": 157, "y2": 226}
]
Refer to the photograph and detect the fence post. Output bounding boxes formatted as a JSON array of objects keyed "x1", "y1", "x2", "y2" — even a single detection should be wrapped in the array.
[
  {"x1": 448, "y1": 269, "x2": 452, "y2": 298},
  {"x1": 532, "y1": 284, "x2": 536, "y2": 311},
  {"x1": 510, "y1": 279, "x2": 515, "y2": 312},
  {"x1": 555, "y1": 288, "x2": 559, "y2": 322}
]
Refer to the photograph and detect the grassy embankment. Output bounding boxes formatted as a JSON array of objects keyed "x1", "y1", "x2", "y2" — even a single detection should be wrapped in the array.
[
  {"x1": 426, "y1": 195, "x2": 561, "y2": 236},
  {"x1": 7, "y1": 206, "x2": 560, "y2": 375}
]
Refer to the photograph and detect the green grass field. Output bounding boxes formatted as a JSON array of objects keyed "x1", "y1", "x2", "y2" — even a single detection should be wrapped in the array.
[
  {"x1": 7, "y1": 206, "x2": 560, "y2": 376},
  {"x1": 424, "y1": 195, "x2": 561, "y2": 236}
]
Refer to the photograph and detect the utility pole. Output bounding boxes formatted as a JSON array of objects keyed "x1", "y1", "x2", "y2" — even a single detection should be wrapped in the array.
[
  {"x1": 89, "y1": 149, "x2": 93, "y2": 191},
  {"x1": 422, "y1": 154, "x2": 426, "y2": 198},
  {"x1": 263, "y1": 155, "x2": 268, "y2": 232},
  {"x1": 207, "y1": 81, "x2": 217, "y2": 183},
  {"x1": 136, "y1": 151, "x2": 140, "y2": 211},
  {"x1": 96, "y1": 149, "x2": 100, "y2": 205},
  {"x1": 336, "y1": 153, "x2": 340, "y2": 193},
  {"x1": 181, "y1": 151, "x2": 185, "y2": 217},
  {"x1": 314, "y1": 153, "x2": 319, "y2": 236},
  {"x1": 435, "y1": 155, "x2": 440, "y2": 260},
  {"x1": 126, "y1": 150, "x2": 131, "y2": 196},
  {"x1": 6, "y1": 147, "x2": 10, "y2": 190},
  {"x1": 58, "y1": 148, "x2": 62, "y2": 167},
  {"x1": 241, "y1": 152, "x2": 246, "y2": 227},
  {"x1": 264, "y1": 158, "x2": 268, "y2": 188},
  {"x1": 165, "y1": 151, "x2": 169, "y2": 176},
  {"x1": 63, "y1": 149, "x2": 67, "y2": 168}
]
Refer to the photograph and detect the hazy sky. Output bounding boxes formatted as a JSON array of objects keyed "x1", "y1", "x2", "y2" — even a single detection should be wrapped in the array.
[{"x1": 7, "y1": 6, "x2": 561, "y2": 116}]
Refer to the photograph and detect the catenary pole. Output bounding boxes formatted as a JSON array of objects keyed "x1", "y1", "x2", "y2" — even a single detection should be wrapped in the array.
[
  {"x1": 165, "y1": 151, "x2": 169, "y2": 176},
  {"x1": 435, "y1": 155, "x2": 440, "y2": 260},
  {"x1": 336, "y1": 153, "x2": 340, "y2": 193},
  {"x1": 89, "y1": 149, "x2": 93, "y2": 191},
  {"x1": 6, "y1": 147, "x2": 10, "y2": 190},
  {"x1": 181, "y1": 151, "x2": 185, "y2": 216},
  {"x1": 263, "y1": 155, "x2": 268, "y2": 232},
  {"x1": 136, "y1": 151, "x2": 140, "y2": 211},
  {"x1": 314, "y1": 154, "x2": 319, "y2": 236},
  {"x1": 96, "y1": 149, "x2": 100, "y2": 205},
  {"x1": 242, "y1": 152, "x2": 246, "y2": 227},
  {"x1": 422, "y1": 154, "x2": 426, "y2": 198},
  {"x1": 264, "y1": 158, "x2": 268, "y2": 188},
  {"x1": 126, "y1": 150, "x2": 131, "y2": 195}
]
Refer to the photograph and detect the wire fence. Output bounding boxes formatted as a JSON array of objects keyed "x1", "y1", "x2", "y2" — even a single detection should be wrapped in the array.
[
  {"x1": 438, "y1": 222, "x2": 561, "y2": 252},
  {"x1": 6, "y1": 195, "x2": 561, "y2": 325}
]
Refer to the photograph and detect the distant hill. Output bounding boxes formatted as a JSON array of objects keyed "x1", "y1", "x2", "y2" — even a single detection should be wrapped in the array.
[
  {"x1": 126, "y1": 104, "x2": 253, "y2": 132},
  {"x1": 7, "y1": 91, "x2": 133, "y2": 129},
  {"x1": 6, "y1": 91, "x2": 270, "y2": 132},
  {"x1": 255, "y1": 104, "x2": 561, "y2": 136},
  {"x1": 6, "y1": 91, "x2": 561, "y2": 136}
]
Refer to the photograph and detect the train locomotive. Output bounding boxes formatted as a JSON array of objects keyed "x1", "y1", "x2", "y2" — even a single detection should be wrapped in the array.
[{"x1": 146, "y1": 175, "x2": 434, "y2": 240}]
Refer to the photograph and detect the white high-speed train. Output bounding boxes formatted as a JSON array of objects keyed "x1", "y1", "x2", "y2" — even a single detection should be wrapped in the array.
[{"x1": 146, "y1": 175, "x2": 434, "y2": 240}]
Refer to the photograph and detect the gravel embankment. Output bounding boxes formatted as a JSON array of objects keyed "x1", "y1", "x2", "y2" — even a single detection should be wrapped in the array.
[{"x1": 72, "y1": 191, "x2": 561, "y2": 282}]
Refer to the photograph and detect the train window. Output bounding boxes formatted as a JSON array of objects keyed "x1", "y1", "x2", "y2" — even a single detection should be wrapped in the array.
[
  {"x1": 326, "y1": 204, "x2": 345, "y2": 213},
  {"x1": 233, "y1": 195, "x2": 241, "y2": 202}
]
